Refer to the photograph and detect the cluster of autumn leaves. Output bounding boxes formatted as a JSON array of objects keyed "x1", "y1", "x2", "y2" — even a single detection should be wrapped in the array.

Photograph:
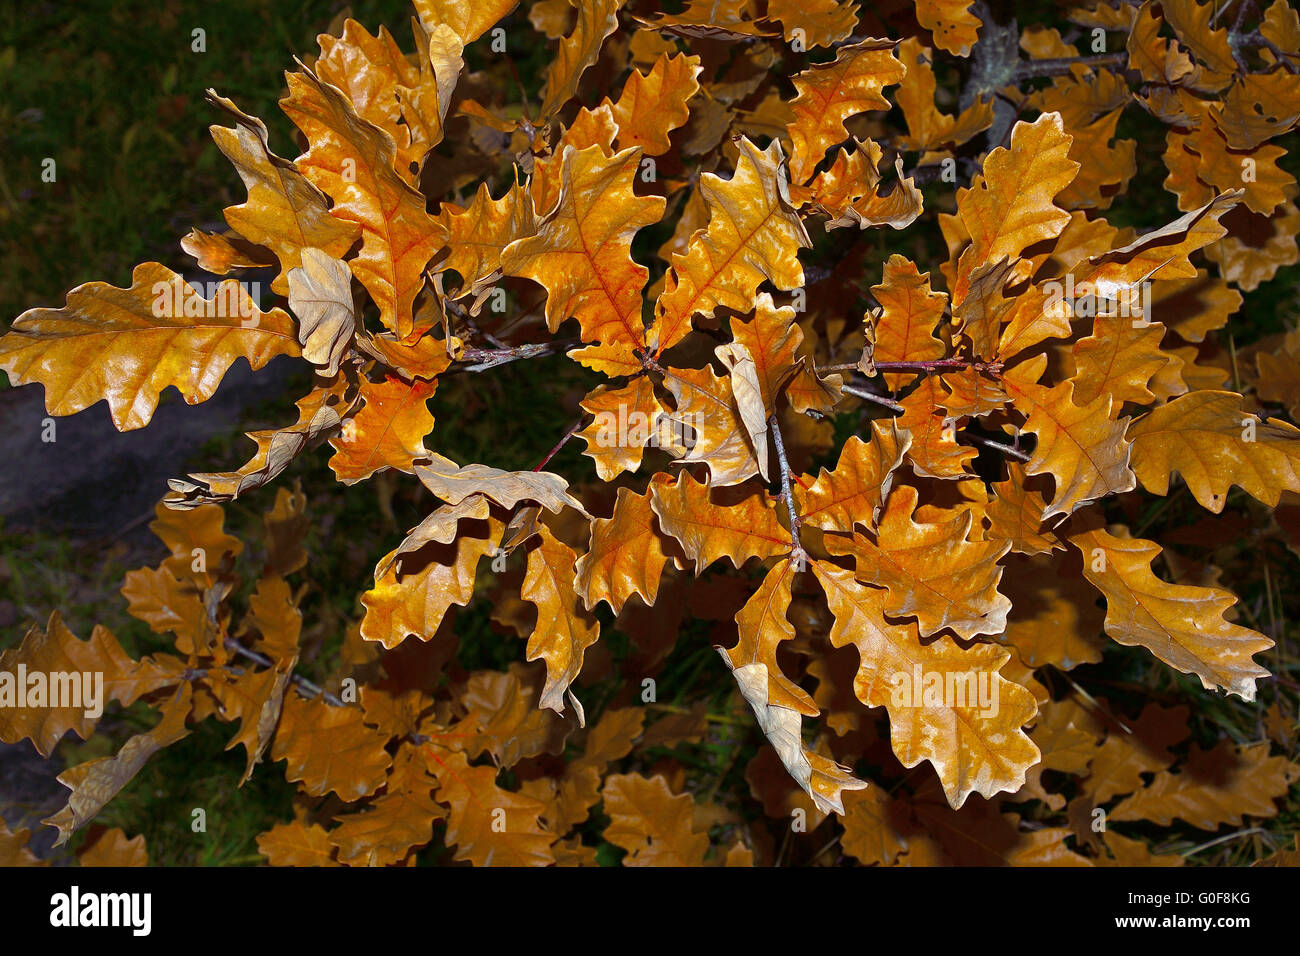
[{"x1": 2, "y1": 0, "x2": 1300, "y2": 865}]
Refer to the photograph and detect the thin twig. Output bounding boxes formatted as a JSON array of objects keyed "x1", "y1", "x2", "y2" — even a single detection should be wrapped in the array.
[
  {"x1": 768, "y1": 413, "x2": 808, "y2": 568},
  {"x1": 960, "y1": 431, "x2": 1031, "y2": 461},
  {"x1": 839, "y1": 383, "x2": 905, "y2": 413},
  {"x1": 1013, "y1": 51, "x2": 1129, "y2": 80},
  {"x1": 453, "y1": 339, "x2": 580, "y2": 372},
  {"x1": 223, "y1": 638, "x2": 347, "y2": 707},
  {"x1": 534, "y1": 418, "x2": 584, "y2": 471}
]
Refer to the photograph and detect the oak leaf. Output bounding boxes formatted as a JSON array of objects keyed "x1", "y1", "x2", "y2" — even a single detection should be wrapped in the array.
[
  {"x1": 1071, "y1": 527, "x2": 1272, "y2": 701},
  {"x1": 0, "y1": 262, "x2": 300, "y2": 431}
]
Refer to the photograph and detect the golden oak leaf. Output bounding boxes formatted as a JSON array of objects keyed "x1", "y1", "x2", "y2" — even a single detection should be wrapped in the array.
[
  {"x1": 1111, "y1": 742, "x2": 1299, "y2": 829},
  {"x1": 44, "y1": 685, "x2": 193, "y2": 847},
  {"x1": 601, "y1": 772, "x2": 709, "y2": 865},
  {"x1": 0, "y1": 262, "x2": 300, "y2": 432},
  {"x1": 444, "y1": 666, "x2": 572, "y2": 768},
  {"x1": 521, "y1": 524, "x2": 600, "y2": 715},
  {"x1": 1003, "y1": 356, "x2": 1135, "y2": 520},
  {"x1": 365, "y1": 329, "x2": 454, "y2": 380},
  {"x1": 1071, "y1": 526, "x2": 1272, "y2": 700},
  {"x1": 649, "y1": 470, "x2": 789, "y2": 572},
  {"x1": 208, "y1": 663, "x2": 294, "y2": 784},
  {"x1": 897, "y1": 38, "x2": 993, "y2": 151},
  {"x1": 916, "y1": 0, "x2": 982, "y2": 56},
  {"x1": 785, "y1": 39, "x2": 904, "y2": 185},
  {"x1": 1081, "y1": 191, "x2": 1242, "y2": 296},
  {"x1": 953, "y1": 113, "x2": 1078, "y2": 302},
  {"x1": 180, "y1": 227, "x2": 276, "y2": 275},
  {"x1": 803, "y1": 141, "x2": 924, "y2": 231},
  {"x1": 986, "y1": 465, "x2": 1062, "y2": 556},
  {"x1": 436, "y1": 178, "x2": 538, "y2": 297},
  {"x1": 271, "y1": 692, "x2": 392, "y2": 800},
  {"x1": 825, "y1": 485, "x2": 1012, "y2": 639},
  {"x1": 427, "y1": 746, "x2": 556, "y2": 866},
  {"x1": 360, "y1": 514, "x2": 503, "y2": 649},
  {"x1": 1161, "y1": 0, "x2": 1237, "y2": 77},
  {"x1": 1083, "y1": 701, "x2": 1190, "y2": 804},
  {"x1": 76, "y1": 827, "x2": 148, "y2": 867},
  {"x1": 869, "y1": 255, "x2": 947, "y2": 383},
  {"x1": 0, "y1": 821, "x2": 44, "y2": 867},
  {"x1": 951, "y1": 257, "x2": 1019, "y2": 362},
  {"x1": 578, "y1": 375, "x2": 665, "y2": 480},
  {"x1": 329, "y1": 744, "x2": 445, "y2": 866},
  {"x1": 653, "y1": 138, "x2": 810, "y2": 354},
  {"x1": 633, "y1": 0, "x2": 776, "y2": 40},
  {"x1": 725, "y1": 559, "x2": 814, "y2": 715},
  {"x1": 0, "y1": 612, "x2": 181, "y2": 757},
  {"x1": 942, "y1": 366, "x2": 1010, "y2": 418},
  {"x1": 120, "y1": 566, "x2": 208, "y2": 655},
  {"x1": 609, "y1": 52, "x2": 702, "y2": 155},
  {"x1": 660, "y1": 364, "x2": 766, "y2": 486},
  {"x1": 315, "y1": 19, "x2": 452, "y2": 183},
  {"x1": 1205, "y1": 197, "x2": 1300, "y2": 292},
  {"x1": 815, "y1": 561, "x2": 1040, "y2": 807},
  {"x1": 1005, "y1": 828, "x2": 1094, "y2": 867},
  {"x1": 1257, "y1": 330, "x2": 1300, "y2": 420},
  {"x1": 728, "y1": 293, "x2": 806, "y2": 414},
  {"x1": 328, "y1": 376, "x2": 437, "y2": 484},
  {"x1": 797, "y1": 421, "x2": 909, "y2": 533},
  {"x1": 1056, "y1": 108, "x2": 1137, "y2": 211},
  {"x1": 168, "y1": 375, "x2": 355, "y2": 507},
  {"x1": 1018, "y1": 697, "x2": 1102, "y2": 809},
  {"x1": 896, "y1": 374, "x2": 979, "y2": 480},
  {"x1": 1100, "y1": 832, "x2": 1184, "y2": 867},
  {"x1": 537, "y1": 0, "x2": 625, "y2": 118},
  {"x1": 413, "y1": 0, "x2": 520, "y2": 43},
  {"x1": 281, "y1": 68, "x2": 444, "y2": 338},
  {"x1": 999, "y1": 552, "x2": 1107, "y2": 669},
  {"x1": 243, "y1": 574, "x2": 303, "y2": 663},
  {"x1": 204, "y1": 92, "x2": 359, "y2": 296},
  {"x1": 1217, "y1": 71, "x2": 1300, "y2": 150},
  {"x1": 1149, "y1": 269, "x2": 1240, "y2": 344},
  {"x1": 1261, "y1": 0, "x2": 1300, "y2": 60},
  {"x1": 148, "y1": 499, "x2": 243, "y2": 586},
  {"x1": 1255, "y1": 836, "x2": 1300, "y2": 868},
  {"x1": 1070, "y1": 314, "x2": 1172, "y2": 407},
  {"x1": 286, "y1": 249, "x2": 356, "y2": 377},
  {"x1": 530, "y1": 0, "x2": 574, "y2": 38},
  {"x1": 574, "y1": 483, "x2": 671, "y2": 613},
  {"x1": 500, "y1": 144, "x2": 664, "y2": 363},
  {"x1": 528, "y1": 103, "x2": 620, "y2": 217},
  {"x1": 840, "y1": 787, "x2": 907, "y2": 865},
  {"x1": 1127, "y1": 1, "x2": 1197, "y2": 84},
  {"x1": 1128, "y1": 390, "x2": 1300, "y2": 512},
  {"x1": 1180, "y1": 124, "x2": 1292, "y2": 217},
  {"x1": 414, "y1": 454, "x2": 586, "y2": 513},
  {"x1": 765, "y1": 0, "x2": 859, "y2": 48},
  {"x1": 257, "y1": 820, "x2": 340, "y2": 866},
  {"x1": 381, "y1": 495, "x2": 492, "y2": 576},
  {"x1": 714, "y1": 340, "x2": 771, "y2": 481},
  {"x1": 721, "y1": 653, "x2": 869, "y2": 813}
]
